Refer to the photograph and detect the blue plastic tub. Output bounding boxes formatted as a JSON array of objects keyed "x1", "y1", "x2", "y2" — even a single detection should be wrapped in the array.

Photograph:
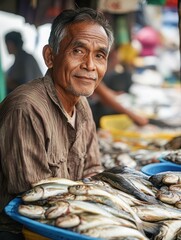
[
  {"x1": 5, "y1": 198, "x2": 101, "y2": 240},
  {"x1": 141, "y1": 162, "x2": 181, "y2": 176}
]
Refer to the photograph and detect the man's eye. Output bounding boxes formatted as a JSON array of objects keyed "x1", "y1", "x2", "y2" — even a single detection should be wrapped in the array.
[
  {"x1": 73, "y1": 49, "x2": 82, "y2": 54},
  {"x1": 96, "y1": 53, "x2": 105, "y2": 59}
]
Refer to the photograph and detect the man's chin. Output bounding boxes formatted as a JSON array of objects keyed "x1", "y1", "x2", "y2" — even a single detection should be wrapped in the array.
[
  {"x1": 81, "y1": 90, "x2": 94, "y2": 97},
  {"x1": 74, "y1": 89, "x2": 94, "y2": 97}
]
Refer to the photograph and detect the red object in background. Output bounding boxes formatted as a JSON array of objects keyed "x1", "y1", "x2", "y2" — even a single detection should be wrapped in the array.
[{"x1": 165, "y1": 0, "x2": 178, "y2": 7}]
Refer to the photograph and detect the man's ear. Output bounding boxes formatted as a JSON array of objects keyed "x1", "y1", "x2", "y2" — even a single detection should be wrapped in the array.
[{"x1": 42, "y1": 45, "x2": 54, "y2": 68}]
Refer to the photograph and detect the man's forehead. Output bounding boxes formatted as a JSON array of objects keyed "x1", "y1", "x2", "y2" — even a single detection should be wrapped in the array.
[
  {"x1": 66, "y1": 22, "x2": 109, "y2": 46},
  {"x1": 67, "y1": 21, "x2": 108, "y2": 38}
]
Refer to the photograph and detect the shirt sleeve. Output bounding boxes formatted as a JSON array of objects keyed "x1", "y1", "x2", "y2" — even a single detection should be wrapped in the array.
[{"x1": 0, "y1": 107, "x2": 52, "y2": 195}]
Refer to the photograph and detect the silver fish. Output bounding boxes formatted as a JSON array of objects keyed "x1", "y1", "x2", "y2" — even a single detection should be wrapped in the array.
[
  {"x1": 164, "y1": 149, "x2": 181, "y2": 163},
  {"x1": 48, "y1": 192, "x2": 105, "y2": 205},
  {"x1": 18, "y1": 204, "x2": 47, "y2": 219},
  {"x1": 45, "y1": 201, "x2": 70, "y2": 219},
  {"x1": 175, "y1": 201, "x2": 181, "y2": 209},
  {"x1": 47, "y1": 192, "x2": 76, "y2": 201},
  {"x1": 68, "y1": 184, "x2": 144, "y2": 234},
  {"x1": 177, "y1": 229, "x2": 181, "y2": 239},
  {"x1": 48, "y1": 192, "x2": 125, "y2": 214},
  {"x1": 102, "y1": 166, "x2": 149, "y2": 180},
  {"x1": 95, "y1": 203, "x2": 134, "y2": 222},
  {"x1": 55, "y1": 214, "x2": 80, "y2": 228},
  {"x1": 132, "y1": 204, "x2": 181, "y2": 222},
  {"x1": 74, "y1": 212, "x2": 136, "y2": 232},
  {"x1": 45, "y1": 200, "x2": 115, "y2": 219},
  {"x1": 32, "y1": 177, "x2": 83, "y2": 187},
  {"x1": 92, "y1": 171, "x2": 158, "y2": 204},
  {"x1": 156, "y1": 189, "x2": 181, "y2": 205},
  {"x1": 112, "y1": 188, "x2": 149, "y2": 207},
  {"x1": 142, "y1": 221, "x2": 161, "y2": 236},
  {"x1": 154, "y1": 220, "x2": 181, "y2": 240},
  {"x1": 81, "y1": 224, "x2": 148, "y2": 240},
  {"x1": 22, "y1": 183, "x2": 69, "y2": 202},
  {"x1": 84, "y1": 179, "x2": 149, "y2": 207},
  {"x1": 90, "y1": 179, "x2": 150, "y2": 207},
  {"x1": 169, "y1": 184, "x2": 181, "y2": 192},
  {"x1": 127, "y1": 176, "x2": 157, "y2": 197},
  {"x1": 163, "y1": 173, "x2": 181, "y2": 185},
  {"x1": 149, "y1": 172, "x2": 181, "y2": 187}
]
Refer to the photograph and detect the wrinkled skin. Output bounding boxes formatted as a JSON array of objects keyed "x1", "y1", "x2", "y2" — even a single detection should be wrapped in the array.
[{"x1": 43, "y1": 21, "x2": 109, "y2": 116}]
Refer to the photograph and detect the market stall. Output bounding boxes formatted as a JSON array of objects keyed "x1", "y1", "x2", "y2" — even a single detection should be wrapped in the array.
[
  {"x1": 5, "y1": 157, "x2": 181, "y2": 239},
  {"x1": 0, "y1": 1, "x2": 180, "y2": 240}
]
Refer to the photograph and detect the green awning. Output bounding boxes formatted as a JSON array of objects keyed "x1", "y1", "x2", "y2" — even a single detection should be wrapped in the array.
[{"x1": 0, "y1": 53, "x2": 7, "y2": 102}]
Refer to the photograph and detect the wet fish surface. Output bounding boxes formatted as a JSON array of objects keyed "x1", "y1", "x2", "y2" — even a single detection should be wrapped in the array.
[
  {"x1": 22, "y1": 183, "x2": 69, "y2": 202},
  {"x1": 92, "y1": 171, "x2": 158, "y2": 204},
  {"x1": 149, "y1": 172, "x2": 181, "y2": 187},
  {"x1": 18, "y1": 204, "x2": 47, "y2": 219},
  {"x1": 81, "y1": 224, "x2": 148, "y2": 240},
  {"x1": 132, "y1": 204, "x2": 181, "y2": 222},
  {"x1": 154, "y1": 220, "x2": 181, "y2": 240}
]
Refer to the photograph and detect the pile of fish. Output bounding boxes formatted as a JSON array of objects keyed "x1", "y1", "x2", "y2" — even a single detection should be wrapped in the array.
[
  {"x1": 98, "y1": 130, "x2": 181, "y2": 171},
  {"x1": 98, "y1": 136, "x2": 161, "y2": 170},
  {"x1": 18, "y1": 166, "x2": 181, "y2": 239},
  {"x1": 150, "y1": 171, "x2": 181, "y2": 208},
  {"x1": 163, "y1": 149, "x2": 181, "y2": 165},
  {"x1": 98, "y1": 138, "x2": 138, "y2": 169},
  {"x1": 97, "y1": 132, "x2": 176, "y2": 171}
]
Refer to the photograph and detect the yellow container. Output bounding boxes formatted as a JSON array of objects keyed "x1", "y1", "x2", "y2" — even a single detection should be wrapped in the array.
[
  {"x1": 23, "y1": 228, "x2": 50, "y2": 240},
  {"x1": 100, "y1": 114, "x2": 180, "y2": 141},
  {"x1": 100, "y1": 114, "x2": 138, "y2": 140}
]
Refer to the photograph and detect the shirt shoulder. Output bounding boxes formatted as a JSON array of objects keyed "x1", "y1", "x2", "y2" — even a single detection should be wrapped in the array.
[{"x1": 0, "y1": 76, "x2": 53, "y2": 118}]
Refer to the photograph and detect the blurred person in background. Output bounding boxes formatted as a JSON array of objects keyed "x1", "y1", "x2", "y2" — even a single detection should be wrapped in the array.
[
  {"x1": 4, "y1": 31, "x2": 42, "y2": 93},
  {"x1": 88, "y1": 45, "x2": 148, "y2": 128}
]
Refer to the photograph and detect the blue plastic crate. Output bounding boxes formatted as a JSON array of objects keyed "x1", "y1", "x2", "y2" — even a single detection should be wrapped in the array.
[
  {"x1": 5, "y1": 198, "x2": 102, "y2": 240},
  {"x1": 141, "y1": 162, "x2": 181, "y2": 176}
]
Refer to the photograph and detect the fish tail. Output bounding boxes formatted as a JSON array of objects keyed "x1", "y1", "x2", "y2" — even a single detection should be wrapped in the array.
[{"x1": 134, "y1": 215, "x2": 145, "y2": 236}]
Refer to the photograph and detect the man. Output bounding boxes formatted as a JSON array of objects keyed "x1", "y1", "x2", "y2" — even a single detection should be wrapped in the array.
[
  {"x1": 0, "y1": 8, "x2": 113, "y2": 240},
  {"x1": 4, "y1": 31, "x2": 42, "y2": 93}
]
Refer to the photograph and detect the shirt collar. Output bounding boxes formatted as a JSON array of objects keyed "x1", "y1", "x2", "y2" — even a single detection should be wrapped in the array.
[{"x1": 43, "y1": 71, "x2": 89, "y2": 123}]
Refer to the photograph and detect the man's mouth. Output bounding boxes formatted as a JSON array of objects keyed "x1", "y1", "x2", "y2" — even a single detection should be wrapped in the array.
[{"x1": 74, "y1": 75, "x2": 97, "y2": 81}]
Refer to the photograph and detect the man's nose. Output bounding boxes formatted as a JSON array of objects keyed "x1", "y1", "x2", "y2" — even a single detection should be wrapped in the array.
[{"x1": 81, "y1": 54, "x2": 96, "y2": 71}]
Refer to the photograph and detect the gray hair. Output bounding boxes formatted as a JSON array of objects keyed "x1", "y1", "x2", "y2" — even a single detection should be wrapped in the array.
[{"x1": 48, "y1": 7, "x2": 114, "y2": 54}]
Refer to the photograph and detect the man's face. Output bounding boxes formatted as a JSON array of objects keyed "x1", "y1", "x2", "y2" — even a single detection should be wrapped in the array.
[{"x1": 51, "y1": 21, "x2": 109, "y2": 98}]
